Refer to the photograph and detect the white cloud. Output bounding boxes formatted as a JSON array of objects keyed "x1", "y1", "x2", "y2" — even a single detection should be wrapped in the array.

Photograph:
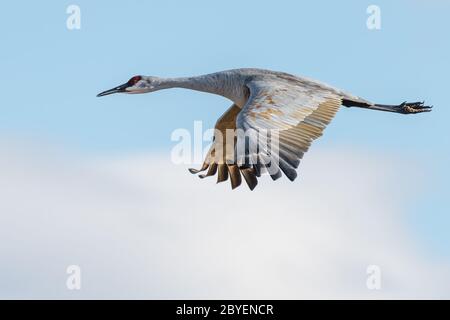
[{"x1": 0, "y1": 140, "x2": 448, "y2": 299}]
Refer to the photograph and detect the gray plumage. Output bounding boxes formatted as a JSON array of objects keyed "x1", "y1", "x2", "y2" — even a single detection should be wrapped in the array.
[{"x1": 98, "y1": 68, "x2": 432, "y2": 190}]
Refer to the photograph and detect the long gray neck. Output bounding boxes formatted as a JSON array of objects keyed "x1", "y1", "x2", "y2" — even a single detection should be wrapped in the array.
[{"x1": 154, "y1": 72, "x2": 246, "y2": 106}]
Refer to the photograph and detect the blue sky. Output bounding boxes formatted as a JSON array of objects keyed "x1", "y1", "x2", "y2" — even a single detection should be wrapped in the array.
[{"x1": 1, "y1": 0, "x2": 449, "y2": 292}]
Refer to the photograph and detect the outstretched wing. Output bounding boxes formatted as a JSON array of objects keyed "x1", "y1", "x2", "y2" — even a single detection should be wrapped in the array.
[
  {"x1": 189, "y1": 103, "x2": 258, "y2": 190},
  {"x1": 189, "y1": 75, "x2": 342, "y2": 190},
  {"x1": 236, "y1": 77, "x2": 342, "y2": 183}
]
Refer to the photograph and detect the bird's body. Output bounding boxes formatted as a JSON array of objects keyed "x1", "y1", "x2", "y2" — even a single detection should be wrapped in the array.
[{"x1": 98, "y1": 68, "x2": 431, "y2": 190}]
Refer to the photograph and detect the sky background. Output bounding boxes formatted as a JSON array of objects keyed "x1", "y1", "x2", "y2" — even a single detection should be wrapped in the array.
[{"x1": 0, "y1": 0, "x2": 449, "y2": 298}]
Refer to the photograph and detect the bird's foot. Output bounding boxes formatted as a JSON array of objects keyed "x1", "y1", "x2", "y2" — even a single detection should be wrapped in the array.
[{"x1": 399, "y1": 101, "x2": 432, "y2": 114}]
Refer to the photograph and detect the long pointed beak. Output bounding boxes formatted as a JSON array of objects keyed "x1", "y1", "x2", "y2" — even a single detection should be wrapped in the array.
[{"x1": 97, "y1": 83, "x2": 129, "y2": 97}]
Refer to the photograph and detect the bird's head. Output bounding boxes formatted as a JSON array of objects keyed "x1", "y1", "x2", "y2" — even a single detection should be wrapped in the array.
[{"x1": 97, "y1": 75, "x2": 161, "y2": 97}]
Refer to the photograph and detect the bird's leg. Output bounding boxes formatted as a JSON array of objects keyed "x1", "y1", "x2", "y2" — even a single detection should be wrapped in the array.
[{"x1": 342, "y1": 99, "x2": 432, "y2": 114}]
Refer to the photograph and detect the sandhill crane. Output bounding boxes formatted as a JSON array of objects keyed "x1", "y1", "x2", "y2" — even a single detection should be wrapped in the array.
[{"x1": 97, "y1": 68, "x2": 431, "y2": 190}]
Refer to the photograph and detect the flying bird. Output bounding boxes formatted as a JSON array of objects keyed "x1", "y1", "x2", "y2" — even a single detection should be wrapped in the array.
[{"x1": 97, "y1": 68, "x2": 431, "y2": 190}]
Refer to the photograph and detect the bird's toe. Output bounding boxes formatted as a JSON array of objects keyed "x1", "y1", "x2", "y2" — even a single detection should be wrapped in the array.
[{"x1": 401, "y1": 101, "x2": 432, "y2": 114}]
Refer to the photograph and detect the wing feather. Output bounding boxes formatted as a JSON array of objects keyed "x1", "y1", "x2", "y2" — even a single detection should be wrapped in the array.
[
  {"x1": 190, "y1": 75, "x2": 343, "y2": 190},
  {"x1": 236, "y1": 78, "x2": 342, "y2": 183}
]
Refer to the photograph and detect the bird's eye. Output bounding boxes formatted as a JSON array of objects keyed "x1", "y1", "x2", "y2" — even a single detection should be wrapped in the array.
[{"x1": 128, "y1": 76, "x2": 142, "y2": 85}]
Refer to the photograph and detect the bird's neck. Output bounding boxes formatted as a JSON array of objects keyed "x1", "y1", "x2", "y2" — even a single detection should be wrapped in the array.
[{"x1": 156, "y1": 72, "x2": 247, "y2": 107}]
